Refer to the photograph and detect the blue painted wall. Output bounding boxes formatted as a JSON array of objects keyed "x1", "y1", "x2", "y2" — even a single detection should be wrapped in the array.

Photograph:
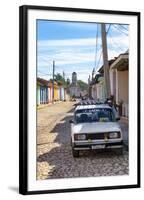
[{"x1": 40, "y1": 86, "x2": 48, "y2": 104}]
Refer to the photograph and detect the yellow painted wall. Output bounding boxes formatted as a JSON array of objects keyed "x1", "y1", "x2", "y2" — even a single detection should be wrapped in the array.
[{"x1": 54, "y1": 85, "x2": 59, "y2": 100}]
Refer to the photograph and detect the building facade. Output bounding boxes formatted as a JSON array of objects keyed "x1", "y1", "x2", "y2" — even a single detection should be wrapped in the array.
[
  {"x1": 110, "y1": 52, "x2": 129, "y2": 117},
  {"x1": 90, "y1": 51, "x2": 129, "y2": 118},
  {"x1": 69, "y1": 72, "x2": 81, "y2": 97},
  {"x1": 37, "y1": 77, "x2": 48, "y2": 105},
  {"x1": 48, "y1": 81, "x2": 53, "y2": 103}
]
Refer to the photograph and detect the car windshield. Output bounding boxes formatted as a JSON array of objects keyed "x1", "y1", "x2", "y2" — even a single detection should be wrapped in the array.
[{"x1": 75, "y1": 108, "x2": 116, "y2": 123}]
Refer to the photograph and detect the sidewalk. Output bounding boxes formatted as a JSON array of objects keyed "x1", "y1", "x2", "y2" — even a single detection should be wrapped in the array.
[{"x1": 37, "y1": 100, "x2": 66, "y2": 110}]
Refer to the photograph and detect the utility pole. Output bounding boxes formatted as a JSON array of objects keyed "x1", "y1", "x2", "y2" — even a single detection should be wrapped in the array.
[
  {"x1": 52, "y1": 60, "x2": 55, "y2": 103},
  {"x1": 101, "y1": 23, "x2": 111, "y2": 98}
]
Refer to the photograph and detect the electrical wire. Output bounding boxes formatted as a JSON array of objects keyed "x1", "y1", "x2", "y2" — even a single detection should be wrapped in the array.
[
  {"x1": 113, "y1": 25, "x2": 128, "y2": 36},
  {"x1": 108, "y1": 32, "x2": 124, "y2": 52},
  {"x1": 95, "y1": 51, "x2": 102, "y2": 70},
  {"x1": 38, "y1": 70, "x2": 52, "y2": 76},
  {"x1": 119, "y1": 24, "x2": 128, "y2": 32},
  {"x1": 38, "y1": 55, "x2": 53, "y2": 65},
  {"x1": 106, "y1": 24, "x2": 111, "y2": 34}
]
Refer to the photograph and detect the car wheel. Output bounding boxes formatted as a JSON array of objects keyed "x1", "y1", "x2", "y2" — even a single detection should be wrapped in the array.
[{"x1": 72, "y1": 148, "x2": 79, "y2": 157}]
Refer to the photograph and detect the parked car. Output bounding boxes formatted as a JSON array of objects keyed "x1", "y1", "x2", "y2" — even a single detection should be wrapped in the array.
[{"x1": 70, "y1": 104, "x2": 123, "y2": 157}]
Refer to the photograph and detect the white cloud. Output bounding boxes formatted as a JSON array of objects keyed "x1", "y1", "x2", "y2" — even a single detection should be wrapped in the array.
[
  {"x1": 37, "y1": 34, "x2": 129, "y2": 82},
  {"x1": 38, "y1": 38, "x2": 100, "y2": 48},
  {"x1": 38, "y1": 34, "x2": 128, "y2": 48},
  {"x1": 38, "y1": 47, "x2": 101, "y2": 67}
]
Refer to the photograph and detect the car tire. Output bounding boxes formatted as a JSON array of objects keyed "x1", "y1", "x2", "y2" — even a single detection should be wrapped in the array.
[{"x1": 72, "y1": 148, "x2": 79, "y2": 157}]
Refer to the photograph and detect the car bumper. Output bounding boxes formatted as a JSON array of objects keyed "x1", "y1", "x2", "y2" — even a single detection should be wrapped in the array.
[{"x1": 73, "y1": 141, "x2": 123, "y2": 150}]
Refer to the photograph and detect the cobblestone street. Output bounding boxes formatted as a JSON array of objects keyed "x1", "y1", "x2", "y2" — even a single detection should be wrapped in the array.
[{"x1": 37, "y1": 101, "x2": 129, "y2": 180}]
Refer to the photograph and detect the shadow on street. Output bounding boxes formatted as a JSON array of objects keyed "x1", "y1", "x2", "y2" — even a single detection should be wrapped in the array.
[{"x1": 37, "y1": 107, "x2": 129, "y2": 179}]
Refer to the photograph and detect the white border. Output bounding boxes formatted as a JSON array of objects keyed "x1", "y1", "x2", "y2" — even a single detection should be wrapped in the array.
[{"x1": 28, "y1": 9, "x2": 138, "y2": 191}]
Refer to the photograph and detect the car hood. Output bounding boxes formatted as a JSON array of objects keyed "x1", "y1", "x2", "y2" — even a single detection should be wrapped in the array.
[{"x1": 72, "y1": 122, "x2": 121, "y2": 134}]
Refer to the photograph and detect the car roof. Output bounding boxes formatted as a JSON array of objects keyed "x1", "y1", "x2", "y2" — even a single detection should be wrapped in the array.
[{"x1": 75, "y1": 104, "x2": 112, "y2": 111}]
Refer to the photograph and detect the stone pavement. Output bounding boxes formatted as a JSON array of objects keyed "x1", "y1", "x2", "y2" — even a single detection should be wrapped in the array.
[{"x1": 37, "y1": 101, "x2": 129, "y2": 180}]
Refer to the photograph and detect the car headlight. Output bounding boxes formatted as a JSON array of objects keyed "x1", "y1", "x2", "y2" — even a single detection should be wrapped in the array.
[
  {"x1": 74, "y1": 134, "x2": 86, "y2": 140},
  {"x1": 109, "y1": 132, "x2": 119, "y2": 139}
]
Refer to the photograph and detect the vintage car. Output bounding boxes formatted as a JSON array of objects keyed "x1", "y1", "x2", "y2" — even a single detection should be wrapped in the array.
[{"x1": 70, "y1": 104, "x2": 123, "y2": 157}]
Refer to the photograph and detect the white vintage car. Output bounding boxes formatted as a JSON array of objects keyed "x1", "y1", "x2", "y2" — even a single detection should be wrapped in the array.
[{"x1": 70, "y1": 104, "x2": 123, "y2": 157}]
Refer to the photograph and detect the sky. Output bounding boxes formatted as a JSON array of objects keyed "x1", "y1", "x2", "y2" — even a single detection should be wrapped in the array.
[{"x1": 37, "y1": 20, "x2": 129, "y2": 83}]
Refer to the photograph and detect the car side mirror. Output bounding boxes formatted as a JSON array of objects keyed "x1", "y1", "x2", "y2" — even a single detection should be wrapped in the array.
[
  {"x1": 116, "y1": 117, "x2": 120, "y2": 121},
  {"x1": 69, "y1": 120, "x2": 74, "y2": 123}
]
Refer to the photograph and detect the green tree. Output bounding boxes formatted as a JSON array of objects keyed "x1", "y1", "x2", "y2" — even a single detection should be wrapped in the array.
[
  {"x1": 77, "y1": 80, "x2": 88, "y2": 91},
  {"x1": 54, "y1": 73, "x2": 67, "y2": 86}
]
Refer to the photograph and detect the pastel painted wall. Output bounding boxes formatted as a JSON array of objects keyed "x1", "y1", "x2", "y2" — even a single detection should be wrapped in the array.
[
  {"x1": 117, "y1": 70, "x2": 129, "y2": 117},
  {"x1": 48, "y1": 87, "x2": 52, "y2": 102},
  {"x1": 37, "y1": 84, "x2": 40, "y2": 105},
  {"x1": 59, "y1": 87, "x2": 65, "y2": 100},
  {"x1": 117, "y1": 70, "x2": 128, "y2": 104},
  {"x1": 40, "y1": 86, "x2": 48, "y2": 104},
  {"x1": 54, "y1": 86, "x2": 59, "y2": 101}
]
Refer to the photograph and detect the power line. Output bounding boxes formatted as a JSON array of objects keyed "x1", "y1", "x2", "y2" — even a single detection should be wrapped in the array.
[
  {"x1": 96, "y1": 51, "x2": 102, "y2": 69},
  {"x1": 113, "y1": 25, "x2": 128, "y2": 36},
  {"x1": 38, "y1": 55, "x2": 64, "y2": 69},
  {"x1": 108, "y1": 32, "x2": 124, "y2": 52},
  {"x1": 38, "y1": 24, "x2": 113, "y2": 79},
  {"x1": 106, "y1": 24, "x2": 111, "y2": 34},
  {"x1": 38, "y1": 71, "x2": 52, "y2": 76},
  {"x1": 119, "y1": 24, "x2": 128, "y2": 32},
  {"x1": 38, "y1": 55, "x2": 53, "y2": 65}
]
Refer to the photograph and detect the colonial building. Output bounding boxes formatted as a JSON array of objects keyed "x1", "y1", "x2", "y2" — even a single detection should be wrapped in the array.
[
  {"x1": 109, "y1": 51, "x2": 129, "y2": 117},
  {"x1": 37, "y1": 77, "x2": 48, "y2": 105},
  {"x1": 91, "y1": 74, "x2": 105, "y2": 100},
  {"x1": 90, "y1": 50, "x2": 129, "y2": 118},
  {"x1": 47, "y1": 81, "x2": 53, "y2": 103},
  {"x1": 69, "y1": 72, "x2": 81, "y2": 97},
  {"x1": 37, "y1": 77, "x2": 68, "y2": 106}
]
